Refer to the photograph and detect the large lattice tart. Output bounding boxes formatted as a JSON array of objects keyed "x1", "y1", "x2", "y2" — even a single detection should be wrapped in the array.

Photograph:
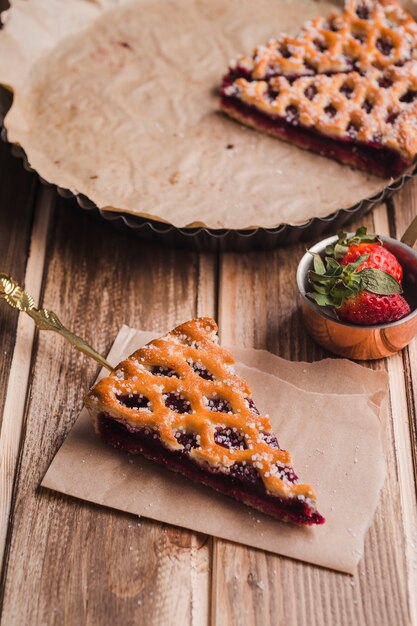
[
  {"x1": 85, "y1": 318, "x2": 324, "y2": 526},
  {"x1": 221, "y1": 0, "x2": 417, "y2": 177}
]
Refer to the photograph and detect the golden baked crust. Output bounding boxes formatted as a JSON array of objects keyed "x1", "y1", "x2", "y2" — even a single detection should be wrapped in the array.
[
  {"x1": 223, "y1": 64, "x2": 417, "y2": 160},
  {"x1": 222, "y1": 0, "x2": 417, "y2": 163},
  {"x1": 234, "y1": 0, "x2": 417, "y2": 79},
  {"x1": 86, "y1": 317, "x2": 317, "y2": 504}
]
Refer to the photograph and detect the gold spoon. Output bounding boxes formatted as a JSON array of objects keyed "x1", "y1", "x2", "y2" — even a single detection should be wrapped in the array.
[{"x1": 0, "y1": 273, "x2": 113, "y2": 371}]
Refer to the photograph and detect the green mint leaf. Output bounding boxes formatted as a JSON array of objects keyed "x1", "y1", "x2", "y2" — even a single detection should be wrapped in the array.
[
  {"x1": 326, "y1": 227, "x2": 381, "y2": 258},
  {"x1": 331, "y1": 295, "x2": 345, "y2": 308},
  {"x1": 306, "y1": 292, "x2": 333, "y2": 306},
  {"x1": 330, "y1": 283, "x2": 357, "y2": 301},
  {"x1": 308, "y1": 270, "x2": 332, "y2": 284},
  {"x1": 349, "y1": 274, "x2": 362, "y2": 289},
  {"x1": 355, "y1": 226, "x2": 367, "y2": 238},
  {"x1": 325, "y1": 257, "x2": 340, "y2": 271},
  {"x1": 347, "y1": 253, "x2": 370, "y2": 271},
  {"x1": 333, "y1": 243, "x2": 349, "y2": 259},
  {"x1": 358, "y1": 269, "x2": 402, "y2": 295},
  {"x1": 311, "y1": 283, "x2": 332, "y2": 295},
  {"x1": 352, "y1": 227, "x2": 381, "y2": 245},
  {"x1": 311, "y1": 252, "x2": 326, "y2": 275}
]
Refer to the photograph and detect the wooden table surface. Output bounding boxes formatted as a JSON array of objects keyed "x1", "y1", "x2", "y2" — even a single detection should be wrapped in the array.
[{"x1": 0, "y1": 137, "x2": 416, "y2": 625}]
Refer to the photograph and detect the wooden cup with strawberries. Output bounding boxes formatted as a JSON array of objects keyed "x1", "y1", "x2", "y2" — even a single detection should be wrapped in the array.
[{"x1": 306, "y1": 227, "x2": 411, "y2": 326}]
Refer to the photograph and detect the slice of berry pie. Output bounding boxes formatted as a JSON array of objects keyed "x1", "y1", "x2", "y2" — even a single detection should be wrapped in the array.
[
  {"x1": 221, "y1": 0, "x2": 417, "y2": 177},
  {"x1": 86, "y1": 318, "x2": 324, "y2": 526}
]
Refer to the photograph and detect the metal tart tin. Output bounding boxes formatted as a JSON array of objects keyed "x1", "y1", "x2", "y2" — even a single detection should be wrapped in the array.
[{"x1": 1, "y1": 86, "x2": 416, "y2": 252}]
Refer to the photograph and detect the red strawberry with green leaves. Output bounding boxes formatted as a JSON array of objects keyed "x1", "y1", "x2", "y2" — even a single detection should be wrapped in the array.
[
  {"x1": 306, "y1": 238, "x2": 410, "y2": 326},
  {"x1": 326, "y1": 227, "x2": 403, "y2": 284},
  {"x1": 336, "y1": 290, "x2": 410, "y2": 325}
]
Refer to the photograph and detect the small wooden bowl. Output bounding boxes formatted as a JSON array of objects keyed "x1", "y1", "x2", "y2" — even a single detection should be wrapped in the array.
[{"x1": 296, "y1": 230, "x2": 417, "y2": 360}]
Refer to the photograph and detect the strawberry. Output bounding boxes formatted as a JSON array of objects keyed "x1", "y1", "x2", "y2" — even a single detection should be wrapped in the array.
[
  {"x1": 326, "y1": 227, "x2": 403, "y2": 283},
  {"x1": 337, "y1": 291, "x2": 410, "y2": 326},
  {"x1": 340, "y1": 244, "x2": 403, "y2": 283},
  {"x1": 306, "y1": 232, "x2": 411, "y2": 326}
]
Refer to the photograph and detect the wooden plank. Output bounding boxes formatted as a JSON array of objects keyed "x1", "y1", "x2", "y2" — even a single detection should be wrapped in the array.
[
  {"x1": 389, "y1": 179, "x2": 417, "y2": 487},
  {"x1": 384, "y1": 181, "x2": 417, "y2": 624},
  {"x1": 0, "y1": 140, "x2": 38, "y2": 429},
  {"x1": 385, "y1": 353, "x2": 417, "y2": 625},
  {"x1": 0, "y1": 186, "x2": 52, "y2": 570},
  {"x1": 0, "y1": 196, "x2": 215, "y2": 625},
  {"x1": 213, "y1": 206, "x2": 412, "y2": 626},
  {"x1": 0, "y1": 141, "x2": 39, "y2": 576}
]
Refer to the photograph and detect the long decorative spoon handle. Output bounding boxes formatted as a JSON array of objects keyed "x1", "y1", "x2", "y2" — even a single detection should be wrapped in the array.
[{"x1": 0, "y1": 274, "x2": 113, "y2": 371}]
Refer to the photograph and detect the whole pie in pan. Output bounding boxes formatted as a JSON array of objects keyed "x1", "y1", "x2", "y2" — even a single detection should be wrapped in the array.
[
  {"x1": 86, "y1": 318, "x2": 324, "y2": 526},
  {"x1": 0, "y1": 0, "x2": 410, "y2": 232},
  {"x1": 221, "y1": 0, "x2": 417, "y2": 178}
]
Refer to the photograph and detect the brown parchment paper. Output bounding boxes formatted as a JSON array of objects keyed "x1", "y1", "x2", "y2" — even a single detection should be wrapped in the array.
[
  {"x1": 0, "y1": 0, "x2": 412, "y2": 230},
  {"x1": 42, "y1": 326, "x2": 387, "y2": 574}
]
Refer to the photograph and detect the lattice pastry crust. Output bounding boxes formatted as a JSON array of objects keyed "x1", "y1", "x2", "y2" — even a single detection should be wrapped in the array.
[
  {"x1": 86, "y1": 318, "x2": 318, "y2": 508},
  {"x1": 221, "y1": 0, "x2": 417, "y2": 171},
  {"x1": 233, "y1": 0, "x2": 417, "y2": 80}
]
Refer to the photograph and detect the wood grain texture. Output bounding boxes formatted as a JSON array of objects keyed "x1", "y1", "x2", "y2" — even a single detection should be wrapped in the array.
[
  {"x1": 0, "y1": 194, "x2": 215, "y2": 625},
  {"x1": 0, "y1": 187, "x2": 52, "y2": 571},
  {"x1": 0, "y1": 140, "x2": 37, "y2": 429},
  {"x1": 0, "y1": 134, "x2": 416, "y2": 626},
  {"x1": 385, "y1": 182, "x2": 417, "y2": 624},
  {"x1": 0, "y1": 138, "x2": 39, "y2": 582},
  {"x1": 389, "y1": 182, "x2": 417, "y2": 488},
  {"x1": 214, "y1": 206, "x2": 412, "y2": 626}
]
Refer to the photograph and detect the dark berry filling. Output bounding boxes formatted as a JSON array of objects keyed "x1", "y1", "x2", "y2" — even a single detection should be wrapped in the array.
[
  {"x1": 352, "y1": 31, "x2": 366, "y2": 43},
  {"x1": 386, "y1": 111, "x2": 399, "y2": 124},
  {"x1": 280, "y1": 465, "x2": 298, "y2": 482},
  {"x1": 313, "y1": 39, "x2": 327, "y2": 53},
  {"x1": 378, "y1": 77, "x2": 393, "y2": 89},
  {"x1": 214, "y1": 427, "x2": 247, "y2": 450},
  {"x1": 151, "y1": 366, "x2": 179, "y2": 377},
  {"x1": 376, "y1": 37, "x2": 393, "y2": 56},
  {"x1": 246, "y1": 398, "x2": 260, "y2": 414},
  {"x1": 340, "y1": 83, "x2": 354, "y2": 98},
  {"x1": 230, "y1": 463, "x2": 261, "y2": 484},
  {"x1": 230, "y1": 461, "x2": 297, "y2": 484},
  {"x1": 268, "y1": 87, "x2": 280, "y2": 102},
  {"x1": 305, "y1": 85, "x2": 317, "y2": 100},
  {"x1": 285, "y1": 105, "x2": 299, "y2": 124},
  {"x1": 303, "y1": 60, "x2": 317, "y2": 75},
  {"x1": 119, "y1": 394, "x2": 150, "y2": 409},
  {"x1": 362, "y1": 99, "x2": 374, "y2": 114},
  {"x1": 97, "y1": 414, "x2": 325, "y2": 525},
  {"x1": 260, "y1": 432, "x2": 280, "y2": 449},
  {"x1": 206, "y1": 396, "x2": 233, "y2": 413},
  {"x1": 165, "y1": 393, "x2": 191, "y2": 414},
  {"x1": 356, "y1": 4, "x2": 369, "y2": 19},
  {"x1": 220, "y1": 94, "x2": 410, "y2": 178},
  {"x1": 190, "y1": 362, "x2": 215, "y2": 380},
  {"x1": 400, "y1": 90, "x2": 417, "y2": 103},
  {"x1": 347, "y1": 121, "x2": 361, "y2": 138},
  {"x1": 280, "y1": 45, "x2": 291, "y2": 59},
  {"x1": 324, "y1": 104, "x2": 337, "y2": 118},
  {"x1": 175, "y1": 431, "x2": 199, "y2": 450},
  {"x1": 221, "y1": 67, "x2": 252, "y2": 87}
]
